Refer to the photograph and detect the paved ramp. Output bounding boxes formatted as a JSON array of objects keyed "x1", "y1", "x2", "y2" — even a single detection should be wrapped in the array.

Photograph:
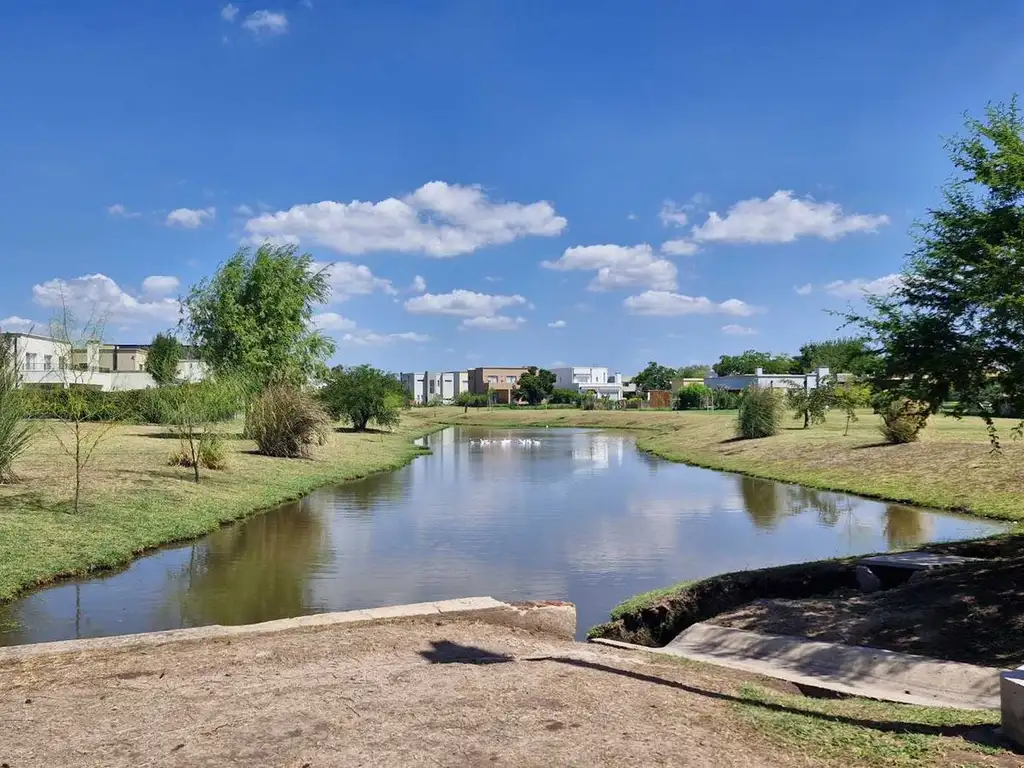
[{"x1": 614, "y1": 622, "x2": 1000, "y2": 710}]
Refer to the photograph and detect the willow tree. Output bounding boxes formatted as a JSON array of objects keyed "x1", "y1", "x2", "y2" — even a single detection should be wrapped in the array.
[
  {"x1": 182, "y1": 244, "x2": 335, "y2": 392},
  {"x1": 847, "y1": 98, "x2": 1024, "y2": 445}
]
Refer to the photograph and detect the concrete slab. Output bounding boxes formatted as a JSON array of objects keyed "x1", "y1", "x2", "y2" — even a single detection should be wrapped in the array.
[
  {"x1": 859, "y1": 552, "x2": 984, "y2": 571},
  {"x1": 649, "y1": 622, "x2": 1000, "y2": 710},
  {"x1": 0, "y1": 597, "x2": 576, "y2": 662},
  {"x1": 1001, "y1": 670, "x2": 1024, "y2": 748}
]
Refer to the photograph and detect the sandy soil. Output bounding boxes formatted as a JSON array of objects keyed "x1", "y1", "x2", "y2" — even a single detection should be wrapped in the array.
[{"x1": 0, "y1": 618, "x2": 811, "y2": 768}]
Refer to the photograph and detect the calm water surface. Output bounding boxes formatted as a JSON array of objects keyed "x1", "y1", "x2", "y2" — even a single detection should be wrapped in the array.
[{"x1": 0, "y1": 427, "x2": 1006, "y2": 643}]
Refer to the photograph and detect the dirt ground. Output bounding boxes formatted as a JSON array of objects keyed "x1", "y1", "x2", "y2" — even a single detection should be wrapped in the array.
[
  {"x1": 0, "y1": 618, "x2": 823, "y2": 768},
  {"x1": 709, "y1": 554, "x2": 1024, "y2": 667}
]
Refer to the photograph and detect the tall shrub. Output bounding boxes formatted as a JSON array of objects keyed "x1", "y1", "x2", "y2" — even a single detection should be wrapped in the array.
[
  {"x1": 144, "y1": 332, "x2": 182, "y2": 386},
  {"x1": 737, "y1": 387, "x2": 784, "y2": 439},
  {"x1": 249, "y1": 384, "x2": 330, "y2": 458},
  {"x1": 876, "y1": 395, "x2": 929, "y2": 444},
  {"x1": 0, "y1": 336, "x2": 34, "y2": 483}
]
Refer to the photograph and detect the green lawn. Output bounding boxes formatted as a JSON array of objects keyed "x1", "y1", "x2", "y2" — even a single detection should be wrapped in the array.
[{"x1": 0, "y1": 412, "x2": 441, "y2": 602}]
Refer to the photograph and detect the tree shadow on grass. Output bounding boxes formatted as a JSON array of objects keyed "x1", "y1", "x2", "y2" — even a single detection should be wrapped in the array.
[
  {"x1": 335, "y1": 427, "x2": 389, "y2": 435},
  {"x1": 851, "y1": 441, "x2": 900, "y2": 450},
  {"x1": 134, "y1": 432, "x2": 246, "y2": 440},
  {"x1": 417, "y1": 641, "x2": 1013, "y2": 752}
]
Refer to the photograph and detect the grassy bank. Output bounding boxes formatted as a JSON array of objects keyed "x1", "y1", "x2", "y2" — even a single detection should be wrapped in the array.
[
  {"x1": 436, "y1": 406, "x2": 1024, "y2": 522},
  {"x1": 0, "y1": 411, "x2": 441, "y2": 602}
]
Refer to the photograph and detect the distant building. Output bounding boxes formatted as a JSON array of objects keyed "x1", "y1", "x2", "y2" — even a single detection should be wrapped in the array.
[
  {"x1": 551, "y1": 365, "x2": 624, "y2": 400},
  {"x1": 3, "y1": 331, "x2": 206, "y2": 391},
  {"x1": 400, "y1": 370, "x2": 469, "y2": 404},
  {"x1": 704, "y1": 366, "x2": 835, "y2": 392},
  {"x1": 468, "y1": 366, "x2": 529, "y2": 404}
]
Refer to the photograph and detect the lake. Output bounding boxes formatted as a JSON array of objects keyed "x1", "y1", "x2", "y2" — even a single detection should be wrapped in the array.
[{"x1": 0, "y1": 426, "x2": 1006, "y2": 644}]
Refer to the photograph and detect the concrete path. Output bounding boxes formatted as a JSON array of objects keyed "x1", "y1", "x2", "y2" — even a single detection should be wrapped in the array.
[
  {"x1": 859, "y1": 552, "x2": 984, "y2": 571},
  {"x1": 602, "y1": 622, "x2": 1000, "y2": 710}
]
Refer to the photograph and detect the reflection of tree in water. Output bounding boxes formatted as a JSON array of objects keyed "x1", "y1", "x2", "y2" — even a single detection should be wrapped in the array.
[
  {"x1": 739, "y1": 476, "x2": 783, "y2": 529},
  {"x1": 333, "y1": 470, "x2": 407, "y2": 515},
  {"x1": 785, "y1": 486, "x2": 844, "y2": 527},
  {"x1": 884, "y1": 505, "x2": 926, "y2": 548},
  {"x1": 161, "y1": 500, "x2": 327, "y2": 628}
]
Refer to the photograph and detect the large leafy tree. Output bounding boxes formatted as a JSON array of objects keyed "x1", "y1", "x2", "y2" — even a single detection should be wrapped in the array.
[
  {"x1": 796, "y1": 337, "x2": 879, "y2": 377},
  {"x1": 676, "y1": 364, "x2": 712, "y2": 379},
  {"x1": 514, "y1": 366, "x2": 556, "y2": 405},
  {"x1": 713, "y1": 350, "x2": 799, "y2": 376},
  {"x1": 183, "y1": 244, "x2": 334, "y2": 391},
  {"x1": 847, "y1": 99, "x2": 1024, "y2": 437},
  {"x1": 632, "y1": 361, "x2": 676, "y2": 392},
  {"x1": 320, "y1": 365, "x2": 405, "y2": 431},
  {"x1": 145, "y1": 332, "x2": 182, "y2": 386}
]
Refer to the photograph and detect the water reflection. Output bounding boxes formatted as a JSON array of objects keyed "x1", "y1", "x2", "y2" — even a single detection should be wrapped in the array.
[{"x1": 0, "y1": 427, "x2": 1006, "y2": 644}]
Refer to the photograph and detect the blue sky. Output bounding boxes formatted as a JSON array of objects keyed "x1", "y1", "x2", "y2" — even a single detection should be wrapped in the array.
[{"x1": 3, "y1": 2, "x2": 1024, "y2": 374}]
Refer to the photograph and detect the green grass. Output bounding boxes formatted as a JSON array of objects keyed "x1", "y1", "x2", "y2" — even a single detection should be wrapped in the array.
[
  {"x1": 608, "y1": 579, "x2": 697, "y2": 620},
  {"x1": 734, "y1": 684, "x2": 1005, "y2": 767},
  {"x1": 0, "y1": 412, "x2": 443, "y2": 603}
]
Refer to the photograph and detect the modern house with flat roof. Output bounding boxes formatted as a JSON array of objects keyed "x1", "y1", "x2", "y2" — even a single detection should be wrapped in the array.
[
  {"x1": 400, "y1": 370, "x2": 469, "y2": 404},
  {"x1": 468, "y1": 366, "x2": 529, "y2": 404},
  {"x1": 704, "y1": 366, "x2": 836, "y2": 392},
  {"x1": 552, "y1": 365, "x2": 624, "y2": 400},
  {"x1": 3, "y1": 331, "x2": 206, "y2": 391}
]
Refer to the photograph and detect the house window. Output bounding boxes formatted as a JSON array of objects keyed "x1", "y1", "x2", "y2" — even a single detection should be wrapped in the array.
[
  {"x1": 25, "y1": 353, "x2": 36, "y2": 370},
  {"x1": 429, "y1": 380, "x2": 435, "y2": 394},
  {"x1": 43, "y1": 355, "x2": 52, "y2": 371},
  {"x1": 506, "y1": 375, "x2": 517, "y2": 384},
  {"x1": 487, "y1": 375, "x2": 498, "y2": 385}
]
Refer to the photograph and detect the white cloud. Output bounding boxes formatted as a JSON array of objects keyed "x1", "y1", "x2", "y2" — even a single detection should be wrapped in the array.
[
  {"x1": 722, "y1": 324, "x2": 758, "y2": 336},
  {"x1": 32, "y1": 274, "x2": 180, "y2": 324},
  {"x1": 315, "y1": 261, "x2": 395, "y2": 302},
  {"x1": 242, "y1": 10, "x2": 288, "y2": 37},
  {"x1": 626, "y1": 213, "x2": 638, "y2": 221},
  {"x1": 341, "y1": 330, "x2": 430, "y2": 346},
  {"x1": 244, "y1": 181, "x2": 566, "y2": 257},
  {"x1": 548, "y1": 319, "x2": 566, "y2": 328},
  {"x1": 689, "y1": 190, "x2": 889, "y2": 244},
  {"x1": 0, "y1": 316, "x2": 41, "y2": 333},
  {"x1": 410, "y1": 275, "x2": 427, "y2": 293},
  {"x1": 166, "y1": 207, "x2": 215, "y2": 228},
  {"x1": 311, "y1": 312, "x2": 357, "y2": 332},
  {"x1": 824, "y1": 273, "x2": 902, "y2": 299},
  {"x1": 460, "y1": 315, "x2": 525, "y2": 331},
  {"x1": 141, "y1": 275, "x2": 180, "y2": 297},
  {"x1": 660, "y1": 239, "x2": 699, "y2": 256},
  {"x1": 234, "y1": 203, "x2": 254, "y2": 216},
  {"x1": 404, "y1": 289, "x2": 528, "y2": 318},
  {"x1": 220, "y1": 4, "x2": 240, "y2": 22},
  {"x1": 107, "y1": 203, "x2": 141, "y2": 219},
  {"x1": 623, "y1": 290, "x2": 758, "y2": 317},
  {"x1": 794, "y1": 283, "x2": 813, "y2": 296},
  {"x1": 542, "y1": 244, "x2": 677, "y2": 291},
  {"x1": 659, "y1": 199, "x2": 688, "y2": 227}
]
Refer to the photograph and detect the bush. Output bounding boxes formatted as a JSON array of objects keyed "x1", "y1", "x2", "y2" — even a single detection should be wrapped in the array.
[
  {"x1": 549, "y1": 388, "x2": 582, "y2": 405},
  {"x1": 249, "y1": 384, "x2": 330, "y2": 458},
  {"x1": 876, "y1": 396, "x2": 929, "y2": 444},
  {"x1": 168, "y1": 432, "x2": 227, "y2": 470},
  {"x1": 674, "y1": 384, "x2": 741, "y2": 410},
  {"x1": 736, "y1": 387, "x2": 784, "y2": 439},
  {"x1": 0, "y1": 339, "x2": 34, "y2": 483},
  {"x1": 320, "y1": 364, "x2": 404, "y2": 431}
]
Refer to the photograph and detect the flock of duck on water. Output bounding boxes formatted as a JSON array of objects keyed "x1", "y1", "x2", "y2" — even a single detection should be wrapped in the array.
[{"x1": 468, "y1": 438, "x2": 543, "y2": 448}]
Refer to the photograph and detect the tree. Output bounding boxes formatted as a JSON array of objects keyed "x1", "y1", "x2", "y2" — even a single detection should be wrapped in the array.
[
  {"x1": 513, "y1": 366, "x2": 555, "y2": 405},
  {"x1": 321, "y1": 365, "x2": 405, "y2": 431},
  {"x1": 676, "y1": 364, "x2": 712, "y2": 379},
  {"x1": 164, "y1": 378, "x2": 242, "y2": 483},
  {"x1": 47, "y1": 303, "x2": 122, "y2": 513},
  {"x1": 632, "y1": 361, "x2": 676, "y2": 392},
  {"x1": 786, "y1": 379, "x2": 836, "y2": 428},
  {"x1": 712, "y1": 350, "x2": 799, "y2": 376},
  {"x1": 796, "y1": 337, "x2": 879, "y2": 377},
  {"x1": 0, "y1": 330, "x2": 35, "y2": 483},
  {"x1": 145, "y1": 332, "x2": 182, "y2": 386},
  {"x1": 846, "y1": 99, "x2": 1024, "y2": 444},
  {"x1": 182, "y1": 244, "x2": 335, "y2": 392},
  {"x1": 833, "y1": 383, "x2": 871, "y2": 436}
]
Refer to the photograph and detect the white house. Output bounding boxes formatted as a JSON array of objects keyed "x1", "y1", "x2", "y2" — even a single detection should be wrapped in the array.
[
  {"x1": 705, "y1": 366, "x2": 833, "y2": 392},
  {"x1": 552, "y1": 365, "x2": 624, "y2": 400},
  {"x1": 3, "y1": 332, "x2": 207, "y2": 391},
  {"x1": 400, "y1": 370, "x2": 469, "y2": 404}
]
